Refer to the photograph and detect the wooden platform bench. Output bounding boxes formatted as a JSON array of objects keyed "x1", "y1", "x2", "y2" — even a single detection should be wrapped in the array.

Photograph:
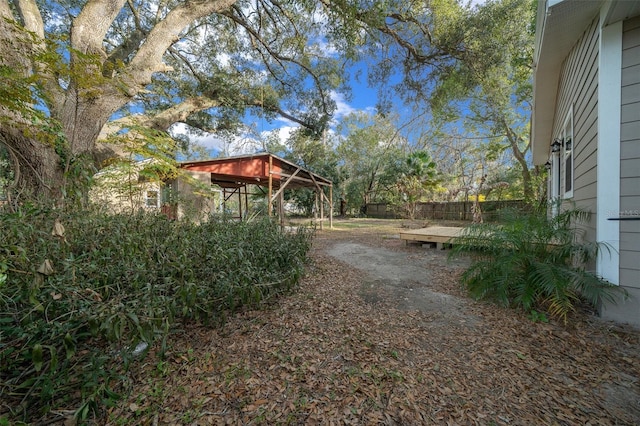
[{"x1": 399, "y1": 226, "x2": 464, "y2": 250}]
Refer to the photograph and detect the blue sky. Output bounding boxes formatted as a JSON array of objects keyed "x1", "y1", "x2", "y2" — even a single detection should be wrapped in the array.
[
  {"x1": 40, "y1": 0, "x2": 489, "y2": 159},
  {"x1": 173, "y1": 0, "x2": 489, "y2": 157},
  {"x1": 172, "y1": 64, "x2": 381, "y2": 157}
]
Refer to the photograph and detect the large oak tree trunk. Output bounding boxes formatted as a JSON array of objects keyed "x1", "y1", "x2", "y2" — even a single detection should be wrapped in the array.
[
  {"x1": 0, "y1": 0, "x2": 237, "y2": 202},
  {"x1": 1, "y1": 129, "x2": 64, "y2": 200}
]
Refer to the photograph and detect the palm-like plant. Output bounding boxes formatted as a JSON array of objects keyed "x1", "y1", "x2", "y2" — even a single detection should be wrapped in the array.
[
  {"x1": 450, "y1": 203, "x2": 624, "y2": 323},
  {"x1": 393, "y1": 151, "x2": 439, "y2": 219}
]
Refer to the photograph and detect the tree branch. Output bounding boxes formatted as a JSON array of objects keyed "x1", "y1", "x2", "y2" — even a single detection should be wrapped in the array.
[
  {"x1": 98, "y1": 96, "x2": 222, "y2": 139},
  {"x1": 104, "y1": 0, "x2": 147, "y2": 69},
  {"x1": 126, "y1": 0, "x2": 236, "y2": 88},
  {"x1": 0, "y1": 1, "x2": 65, "y2": 112},
  {"x1": 221, "y1": 6, "x2": 332, "y2": 117},
  {"x1": 71, "y1": 0, "x2": 128, "y2": 56},
  {"x1": 15, "y1": 0, "x2": 44, "y2": 38}
]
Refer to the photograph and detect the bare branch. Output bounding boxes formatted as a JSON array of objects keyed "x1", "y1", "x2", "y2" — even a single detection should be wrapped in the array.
[
  {"x1": 167, "y1": 46, "x2": 204, "y2": 84},
  {"x1": 98, "y1": 96, "x2": 222, "y2": 139},
  {"x1": 104, "y1": 1, "x2": 147, "y2": 67},
  {"x1": 221, "y1": 7, "x2": 332, "y2": 116}
]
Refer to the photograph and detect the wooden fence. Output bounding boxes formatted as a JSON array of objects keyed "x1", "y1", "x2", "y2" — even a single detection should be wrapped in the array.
[{"x1": 365, "y1": 200, "x2": 527, "y2": 221}]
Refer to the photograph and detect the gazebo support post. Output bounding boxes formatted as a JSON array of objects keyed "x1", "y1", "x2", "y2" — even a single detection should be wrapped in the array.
[
  {"x1": 329, "y1": 184, "x2": 333, "y2": 229},
  {"x1": 320, "y1": 188, "x2": 324, "y2": 231},
  {"x1": 222, "y1": 188, "x2": 227, "y2": 215},
  {"x1": 268, "y1": 156, "x2": 273, "y2": 218},
  {"x1": 279, "y1": 191, "x2": 285, "y2": 228},
  {"x1": 244, "y1": 185, "x2": 249, "y2": 220}
]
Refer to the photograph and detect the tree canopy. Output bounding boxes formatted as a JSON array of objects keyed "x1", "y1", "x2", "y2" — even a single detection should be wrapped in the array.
[
  {"x1": 329, "y1": 0, "x2": 539, "y2": 201},
  {"x1": 0, "y1": 0, "x2": 541, "y2": 207},
  {"x1": 0, "y1": 0, "x2": 357, "y2": 203}
]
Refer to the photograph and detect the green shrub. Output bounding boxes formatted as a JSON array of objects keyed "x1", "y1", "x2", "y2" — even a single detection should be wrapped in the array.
[
  {"x1": 0, "y1": 205, "x2": 313, "y2": 422},
  {"x1": 450, "y1": 204, "x2": 624, "y2": 323}
]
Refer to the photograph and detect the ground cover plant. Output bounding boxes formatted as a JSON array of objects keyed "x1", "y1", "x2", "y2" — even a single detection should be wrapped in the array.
[
  {"x1": 0, "y1": 206, "x2": 313, "y2": 423},
  {"x1": 450, "y1": 205, "x2": 624, "y2": 323},
  {"x1": 103, "y1": 218, "x2": 640, "y2": 425}
]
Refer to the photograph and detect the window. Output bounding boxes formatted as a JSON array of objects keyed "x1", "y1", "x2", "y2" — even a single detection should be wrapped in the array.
[
  {"x1": 552, "y1": 152, "x2": 561, "y2": 199},
  {"x1": 145, "y1": 190, "x2": 159, "y2": 208},
  {"x1": 550, "y1": 108, "x2": 574, "y2": 205},
  {"x1": 549, "y1": 150, "x2": 561, "y2": 216},
  {"x1": 562, "y1": 108, "x2": 574, "y2": 199}
]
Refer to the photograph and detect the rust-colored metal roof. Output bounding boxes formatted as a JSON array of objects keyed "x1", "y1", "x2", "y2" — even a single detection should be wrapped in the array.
[{"x1": 180, "y1": 153, "x2": 332, "y2": 189}]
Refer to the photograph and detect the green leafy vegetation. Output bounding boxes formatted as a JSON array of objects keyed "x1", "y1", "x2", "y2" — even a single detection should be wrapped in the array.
[
  {"x1": 335, "y1": 112, "x2": 412, "y2": 214},
  {"x1": 0, "y1": 206, "x2": 313, "y2": 422},
  {"x1": 450, "y1": 204, "x2": 624, "y2": 323},
  {"x1": 0, "y1": 1, "x2": 355, "y2": 204},
  {"x1": 388, "y1": 151, "x2": 439, "y2": 219}
]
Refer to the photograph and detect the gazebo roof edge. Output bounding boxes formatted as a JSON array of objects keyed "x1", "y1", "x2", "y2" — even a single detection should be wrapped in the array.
[{"x1": 179, "y1": 153, "x2": 332, "y2": 187}]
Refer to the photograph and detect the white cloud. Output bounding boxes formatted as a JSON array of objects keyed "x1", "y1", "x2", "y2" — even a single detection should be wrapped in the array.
[
  {"x1": 170, "y1": 123, "x2": 225, "y2": 151},
  {"x1": 171, "y1": 122, "x2": 273, "y2": 157},
  {"x1": 331, "y1": 91, "x2": 357, "y2": 119},
  {"x1": 468, "y1": 0, "x2": 488, "y2": 8},
  {"x1": 310, "y1": 37, "x2": 339, "y2": 56},
  {"x1": 170, "y1": 89, "x2": 376, "y2": 158},
  {"x1": 272, "y1": 125, "x2": 297, "y2": 142},
  {"x1": 329, "y1": 90, "x2": 377, "y2": 123}
]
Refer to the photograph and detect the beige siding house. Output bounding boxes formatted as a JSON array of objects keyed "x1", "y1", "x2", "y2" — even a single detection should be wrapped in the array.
[
  {"x1": 533, "y1": 0, "x2": 640, "y2": 326},
  {"x1": 91, "y1": 159, "x2": 218, "y2": 221},
  {"x1": 91, "y1": 159, "x2": 165, "y2": 214}
]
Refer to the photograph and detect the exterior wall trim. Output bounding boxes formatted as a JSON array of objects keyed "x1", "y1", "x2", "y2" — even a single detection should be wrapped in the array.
[{"x1": 596, "y1": 14, "x2": 622, "y2": 285}]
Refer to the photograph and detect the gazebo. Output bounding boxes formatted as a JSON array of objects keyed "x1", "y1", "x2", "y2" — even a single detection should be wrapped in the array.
[{"x1": 180, "y1": 153, "x2": 333, "y2": 229}]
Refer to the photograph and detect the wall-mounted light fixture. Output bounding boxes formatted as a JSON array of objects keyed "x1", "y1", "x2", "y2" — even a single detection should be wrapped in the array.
[
  {"x1": 551, "y1": 138, "x2": 562, "y2": 153},
  {"x1": 564, "y1": 137, "x2": 572, "y2": 152},
  {"x1": 544, "y1": 161, "x2": 551, "y2": 170}
]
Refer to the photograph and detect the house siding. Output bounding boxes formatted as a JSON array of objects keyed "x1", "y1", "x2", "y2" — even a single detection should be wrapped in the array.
[
  {"x1": 537, "y1": 2, "x2": 640, "y2": 326},
  {"x1": 553, "y1": 17, "x2": 600, "y2": 243},
  {"x1": 175, "y1": 171, "x2": 219, "y2": 222},
  {"x1": 620, "y1": 15, "x2": 640, "y2": 288}
]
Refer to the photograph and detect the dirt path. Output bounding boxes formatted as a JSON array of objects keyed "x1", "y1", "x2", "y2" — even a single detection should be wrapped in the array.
[
  {"x1": 107, "y1": 220, "x2": 640, "y2": 425},
  {"x1": 326, "y1": 241, "x2": 474, "y2": 324}
]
